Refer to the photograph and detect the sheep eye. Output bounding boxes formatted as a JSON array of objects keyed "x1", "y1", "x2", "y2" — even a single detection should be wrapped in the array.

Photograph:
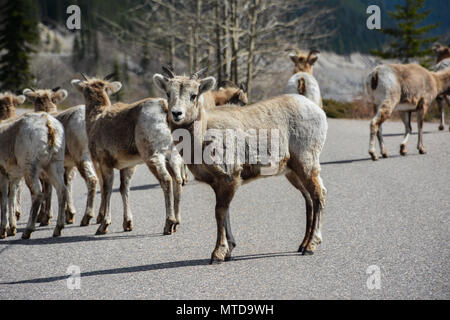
[{"x1": 191, "y1": 94, "x2": 197, "y2": 101}]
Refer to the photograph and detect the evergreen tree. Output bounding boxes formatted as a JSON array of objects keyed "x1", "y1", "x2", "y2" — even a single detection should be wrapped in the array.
[
  {"x1": 372, "y1": 0, "x2": 439, "y2": 66},
  {"x1": 0, "y1": 0, "x2": 39, "y2": 91}
]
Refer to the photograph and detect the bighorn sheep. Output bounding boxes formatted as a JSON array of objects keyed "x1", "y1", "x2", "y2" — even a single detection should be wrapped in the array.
[
  {"x1": 154, "y1": 68, "x2": 328, "y2": 264},
  {"x1": 432, "y1": 43, "x2": 450, "y2": 131},
  {"x1": 288, "y1": 48, "x2": 321, "y2": 75},
  {"x1": 285, "y1": 72, "x2": 323, "y2": 108},
  {"x1": 23, "y1": 87, "x2": 99, "y2": 227},
  {"x1": 162, "y1": 68, "x2": 248, "y2": 109},
  {"x1": 0, "y1": 92, "x2": 23, "y2": 121},
  {"x1": 71, "y1": 74, "x2": 184, "y2": 235},
  {"x1": 0, "y1": 112, "x2": 68, "y2": 239},
  {"x1": 366, "y1": 63, "x2": 450, "y2": 160},
  {"x1": 0, "y1": 93, "x2": 25, "y2": 221}
]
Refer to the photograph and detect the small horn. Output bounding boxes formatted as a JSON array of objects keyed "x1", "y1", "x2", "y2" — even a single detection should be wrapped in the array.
[
  {"x1": 162, "y1": 65, "x2": 175, "y2": 79},
  {"x1": 80, "y1": 72, "x2": 89, "y2": 81},
  {"x1": 104, "y1": 72, "x2": 116, "y2": 81},
  {"x1": 191, "y1": 67, "x2": 208, "y2": 80},
  {"x1": 30, "y1": 87, "x2": 36, "y2": 92},
  {"x1": 52, "y1": 87, "x2": 61, "y2": 92},
  {"x1": 307, "y1": 48, "x2": 320, "y2": 62}
]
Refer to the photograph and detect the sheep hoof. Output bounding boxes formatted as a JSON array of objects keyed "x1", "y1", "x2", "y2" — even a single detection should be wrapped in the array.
[
  {"x1": 302, "y1": 249, "x2": 314, "y2": 256},
  {"x1": 419, "y1": 148, "x2": 427, "y2": 155},
  {"x1": 65, "y1": 211, "x2": 75, "y2": 225},
  {"x1": 382, "y1": 152, "x2": 389, "y2": 159},
  {"x1": 53, "y1": 226, "x2": 64, "y2": 238},
  {"x1": 15, "y1": 211, "x2": 21, "y2": 221},
  {"x1": 7, "y1": 227, "x2": 16, "y2": 237},
  {"x1": 0, "y1": 228, "x2": 7, "y2": 240},
  {"x1": 210, "y1": 257, "x2": 225, "y2": 265},
  {"x1": 39, "y1": 216, "x2": 51, "y2": 227},
  {"x1": 123, "y1": 220, "x2": 134, "y2": 232},
  {"x1": 96, "y1": 222, "x2": 110, "y2": 235},
  {"x1": 298, "y1": 245, "x2": 305, "y2": 253},
  {"x1": 439, "y1": 125, "x2": 444, "y2": 131},
  {"x1": 369, "y1": 152, "x2": 379, "y2": 161},
  {"x1": 80, "y1": 215, "x2": 92, "y2": 227},
  {"x1": 22, "y1": 229, "x2": 33, "y2": 240},
  {"x1": 400, "y1": 145, "x2": 408, "y2": 156},
  {"x1": 163, "y1": 218, "x2": 177, "y2": 235}
]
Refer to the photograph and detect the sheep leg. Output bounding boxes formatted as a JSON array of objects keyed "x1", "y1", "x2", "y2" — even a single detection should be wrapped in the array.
[
  {"x1": 285, "y1": 170, "x2": 313, "y2": 253},
  {"x1": 148, "y1": 155, "x2": 176, "y2": 235},
  {"x1": 377, "y1": 124, "x2": 389, "y2": 158},
  {"x1": 417, "y1": 104, "x2": 427, "y2": 155},
  {"x1": 64, "y1": 167, "x2": 77, "y2": 225},
  {"x1": 400, "y1": 111, "x2": 412, "y2": 156},
  {"x1": 437, "y1": 96, "x2": 445, "y2": 131},
  {"x1": 0, "y1": 177, "x2": 8, "y2": 239},
  {"x1": 94, "y1": 161, "x2": 105, "y2": 224},
  {"x1": 7, "y1": 179, "x2": 20, "y2": 237},
  {"x1": 211, "y1": 183, "x2": 237, "y2": 264},
  {"x1": 303, "y1": 168, "x2": 327, "y2": 255},
  {"x1": 224, "y1": 209, "x2": 236, "y2": 261},
  {"x1": 120, "y1": 167, "x2": 136, "y2": 232},
  {"x1": 46, "y1": 161, "x2": 69, "y2": 238},
  {"x1": 445, "y1": 96, "x2": 450, "y2": 132},
  {"x1": 168, "y1": 154, "x2": 184, "y2": 232},
  {"x1": 14, "y1": 180, "x2": 22, "y2": 221},
  {"x1": 37, "y1": 178, "x2": 53, "y2": 226},
  {"x1": 96, "y1": 165, "x2": 114, "y2": 235},
  {"x1": 78, "y1": 161, "x2": 98, "y2": 227},
  {"x1": 22, "y1": 174, "x2": 44, "y2": 240},
  {"x1": 369, "y1": 104, "x2": 391, "y2": 161}
]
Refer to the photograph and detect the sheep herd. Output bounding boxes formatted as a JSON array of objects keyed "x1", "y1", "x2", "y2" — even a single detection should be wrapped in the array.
[{"x1": 0, "y1": 44, "x2": 449, "y2": 264}]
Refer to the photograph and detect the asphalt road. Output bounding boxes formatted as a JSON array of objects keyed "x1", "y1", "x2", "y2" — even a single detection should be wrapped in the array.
[{"x1": 0, "y1": 118, "x2": 448, "y2": 300}]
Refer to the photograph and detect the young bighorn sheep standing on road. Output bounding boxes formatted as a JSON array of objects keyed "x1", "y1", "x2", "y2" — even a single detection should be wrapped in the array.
[
  {"x1": 432, "y1": 43, "x2": 450, "y2": 131},
  {"x1": 287, "y1": 49, "x2": 323, "y2": 108},
  {"x1": 23, "y1": 87, "x2": 98, "y2": 227},
  {"x1": 0, "y1": 93, "x2": 26, "y2": 221},
  {"x1": 0, "y1": 112, "x2": 68, "y2": 239},
  {"x1": 366, "y1": 63, "x2": 450, "y2": 160},
  {"x1": 71, "y1": 75, "x2": 184, "y2": 235},
  {"x1": 154, "y1": 68, "x2": 328, "y2": 264}
]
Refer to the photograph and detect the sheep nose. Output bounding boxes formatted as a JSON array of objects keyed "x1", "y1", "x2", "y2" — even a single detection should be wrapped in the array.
[{"x1": 172, "y1": 111, "x2": 183, "y2": 119}]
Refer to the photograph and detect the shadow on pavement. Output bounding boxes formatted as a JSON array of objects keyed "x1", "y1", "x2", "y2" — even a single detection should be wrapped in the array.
[
  {"x1": 0, "y1": 232, "x2": 164, "y2": 246},
  {"x1": 97, "y1": 183, "x2": 161, "y2": 194},
  {"x1": 0, "y1": 251, "x2": 300, "y2": 285}
]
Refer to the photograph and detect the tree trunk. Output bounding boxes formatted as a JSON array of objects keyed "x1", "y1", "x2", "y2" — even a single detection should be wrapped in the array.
[
  {"x1": 168, "y1": 0, "x2": 175, "y2": 67},
  {"x1": 246, "y1": 0, "x2": 259, "y2": 100},
  {"x1": 231, "y1": 0, "x2": 239, "y2": 83},
  {"x1": 193, "y1": 0, "x2": 203, "y2": 72},
  {"x1": 223, "y1": 0, "x2": 231, "y2": 80},
  {"x1": 215, "y1": 0, "x2": 222, "y2": 83}
]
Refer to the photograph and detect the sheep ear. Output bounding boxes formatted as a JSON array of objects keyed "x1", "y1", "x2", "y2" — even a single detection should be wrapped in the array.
[
  {"x1": 308, "y1": 55, "x2": 319, "y2": 66},
  {"x1": 153, "y1": 74, "x2": 169, "y2": 93},
  {"x1": 108, "y1": 81, "x2": 122, "y2": 95},
  {"x1": 199, "y1": 77, "x2": 216, "y2": 95},
  {"x1": 71, "y1": 79, "x2": 84, "y2": 92},
  {"x1": 52, "y1": 89, "x2": 68, "y2": 104},
  {"x1": 15, "y1": 95, "x2": 26, "y2": 105},
  {"x1": 23, "y1": 89, "x2": 35, "y2": 100},
  {"x1": 239, "y1": 82, "x2": 247, "y2": 93},
  {"x1": 289, "y1": 54, "x2": 299, "y2": 64}
]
